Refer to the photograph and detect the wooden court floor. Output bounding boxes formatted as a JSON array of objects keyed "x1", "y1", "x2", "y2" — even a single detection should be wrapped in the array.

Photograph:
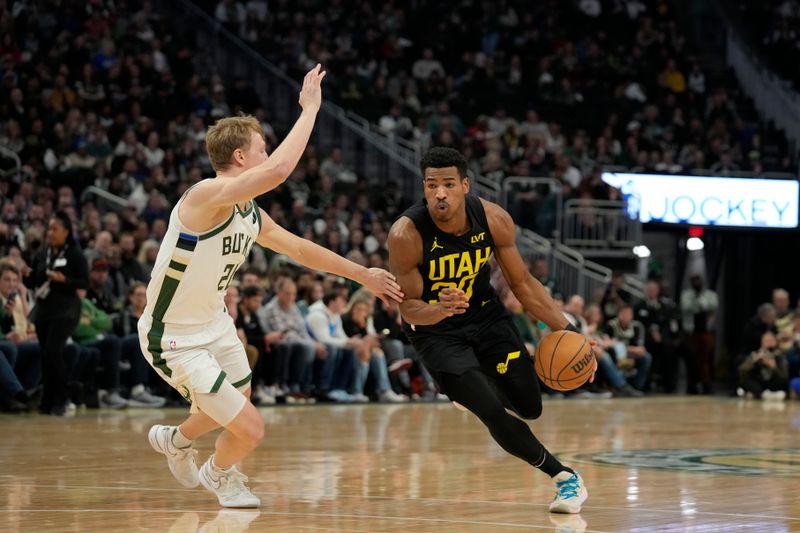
[{"x1": 1, "y1": 397, "x2": 799, "y2": 532}]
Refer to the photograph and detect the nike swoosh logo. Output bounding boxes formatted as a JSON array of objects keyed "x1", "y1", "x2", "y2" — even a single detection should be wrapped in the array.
[
  {"x1": 482, "y1": 300, "x2": 491, "y2": 307},
  {"x1": 207, "y1": 474, "x2": 222, "y2": 489}
]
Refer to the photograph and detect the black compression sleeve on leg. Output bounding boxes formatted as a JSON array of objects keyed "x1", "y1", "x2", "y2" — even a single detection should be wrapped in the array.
[{"x1": 441, "y1": 370, "x2": 571, "y2": 477}]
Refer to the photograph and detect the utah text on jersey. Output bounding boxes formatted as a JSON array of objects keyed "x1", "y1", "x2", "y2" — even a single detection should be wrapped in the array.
[{"x1": 428, "y1": 246, "x2": 491, "y2": 302}]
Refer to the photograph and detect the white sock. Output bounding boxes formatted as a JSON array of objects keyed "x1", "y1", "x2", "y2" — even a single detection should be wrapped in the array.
[
  {"x1": 171, "y1": 427, "x2": 193, "y2": 449},
  {"x1": 131, "y1": 384, "x2": 145, "y2": 396},
  {"x1": 210, "y1": 454, "x2": 233, "y2": 473}
]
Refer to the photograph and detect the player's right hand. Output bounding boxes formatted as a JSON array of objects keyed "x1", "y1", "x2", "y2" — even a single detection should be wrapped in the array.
[
  {"x1": 299, "y1": 64, "x2": 326, "y2": 112},
  {"x1": 437, "y1": 287, "x2": 469, "y2": 317}
]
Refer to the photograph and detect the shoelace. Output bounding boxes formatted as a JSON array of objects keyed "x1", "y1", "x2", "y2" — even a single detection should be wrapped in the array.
[
  {"x1": 555, "y1": 475, "x2": 580, "y2": 499},
  {"x1": 223, "y1": 468, "x2": 250, "y2": 494}
]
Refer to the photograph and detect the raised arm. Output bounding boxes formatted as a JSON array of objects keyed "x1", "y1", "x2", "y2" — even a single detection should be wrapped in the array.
[
  {"x1": 256, "y1": 209, "x2": 403, "y2": 305},
  {"x1": 185, "y1": 65, "x2": 326, "y2": 209},
  {"x1": 387, "y1": 217, "x2": 468, "y2": 326},
  {"x1": 484, "y1": 199, "x2": 570, "y2": 331}
]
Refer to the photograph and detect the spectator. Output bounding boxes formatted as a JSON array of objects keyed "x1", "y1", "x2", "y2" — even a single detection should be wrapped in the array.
[
  {"x1": 738, "y1": 332, "x2": 788, "y2": 400},
  {"x1": 531, "y1": 258, "x2": 559, "y2": 297},
  {"x1": 341, "y1": 289, "x2": 408, "y2": 402},
  {"x1": 373, "y1": 297, "x2": 437, "y2": 399},
  {"x1": 28, "y1": 211, "x2": 88, "y2": 416},
  {"x1": 258, "y1": 277, "x2": 322, "y2": 398},
  {"x1": 680, "y1": 274, "x2": 719, "y2": 395},
  {"x1": 237, "y1": 285, "x2": 286, "y2": 402},
  {"x1": 601, "y1": 272, "x2": 633, "y2": 321},
  {"x1": 602, "y1": 304, "x2": 653, "y2": 392},
  {"x1": 305, "y1": 289, "x2": 358, "y2": 402},
  {"x1": 113, "y1": 282, "x2": 166, "y2": 407},
  {"x1": 583, "y1": 302, "x2": 642, "y2": 397},
  {"x1": 72, "y1": 289, "x2": 127, "y2": 409},
  {"x1": 741, "y1": 303, "x2": 778, "y2": 359},
  {"x1": 0, "y1": 261, "x2": 39, "y2": 411},
  {"x1": 634, "y1": 280, "x2": 680, "y2": 393},
  {"x1": 86, "y1": 257, "x2": 118, "y2": 314}
]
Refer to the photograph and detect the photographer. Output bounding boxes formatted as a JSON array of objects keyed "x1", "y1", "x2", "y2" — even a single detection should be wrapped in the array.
[{"x1": 28, "y1": 212, "x2": 88, "y2": 416}]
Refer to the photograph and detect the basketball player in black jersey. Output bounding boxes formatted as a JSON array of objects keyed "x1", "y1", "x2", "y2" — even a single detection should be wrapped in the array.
[{"x1": 388, "y1": 147, "x2": 596, "y2": 514}]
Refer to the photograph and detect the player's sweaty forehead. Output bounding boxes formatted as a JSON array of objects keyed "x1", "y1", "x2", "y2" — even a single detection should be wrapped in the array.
[{"x1": 423, "y1": 166, "x2": 462, "y2": 182}]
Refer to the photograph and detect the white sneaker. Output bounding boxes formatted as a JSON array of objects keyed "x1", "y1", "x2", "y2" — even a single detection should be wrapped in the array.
[
  {"x1": 762, "y1": 390, "x2": 787, "y2": 401},
  {"x1": 129, "y1": 386, "x2": 167, "y2": 408},
  {"x1": 254, "y1": 387, "x2": 276, "y2": 405},
  {"x1": 99, "y1": 390, "x2": 128, "y2": 409},
  {"x1": 199, "y1": 456, "x2": 261, "y2": 508},
  {"x1": 549, "y1": 471, "x2": 588, "y2": 514},
  {"x1": 379, "y1": 390, "x2": 408, "y2": 403},
  {"x1": 149, "y1": 425, "x2": 200, "y2": 488}
]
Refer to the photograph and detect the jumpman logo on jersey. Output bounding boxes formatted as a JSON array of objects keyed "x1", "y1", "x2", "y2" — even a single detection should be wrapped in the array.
[{"x1": 430, "y1": 237, "x2": 444, "y2": 253}]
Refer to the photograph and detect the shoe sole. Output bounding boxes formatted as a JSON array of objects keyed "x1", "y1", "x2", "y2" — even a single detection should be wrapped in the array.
[{"x1": 149, "y1": 426, "x2": 199, "y2": 488}]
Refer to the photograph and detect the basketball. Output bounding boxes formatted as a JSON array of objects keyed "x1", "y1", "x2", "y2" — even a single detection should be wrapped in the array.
[{"x1": 534, "y1": 330, "x2": 595, "y2": 392}]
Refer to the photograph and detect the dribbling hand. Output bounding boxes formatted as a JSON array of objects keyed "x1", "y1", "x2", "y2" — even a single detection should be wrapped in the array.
[
  {"x1": 362, "y1": 268, "x2": 404, "y2": 306},
  {"x1": 437, "y1": 287, "x2": 469, "y2": 317},
  {"x1": 298, "y1": 64, "x2": 326, "y2": 113}
]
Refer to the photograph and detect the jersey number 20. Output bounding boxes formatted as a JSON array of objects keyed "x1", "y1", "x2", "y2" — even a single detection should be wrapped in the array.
[{"x1": 218, "y1": 263, "x2": 240, "y2": 291}]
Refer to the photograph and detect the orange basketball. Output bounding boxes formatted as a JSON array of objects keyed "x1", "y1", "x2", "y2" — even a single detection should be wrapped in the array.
[{"x1": 534, "y1": 330, "x2": 595, "y2": 392}]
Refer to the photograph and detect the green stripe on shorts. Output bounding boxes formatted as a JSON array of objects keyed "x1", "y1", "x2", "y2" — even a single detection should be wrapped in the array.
[
  {"x1": 210, "y1": 371, "x2": 227, "y2": 393},
  {"x1": 231, "y1": 372, "x2": 252, "y2": 389},
  {"x1": 146, "y1": 319, "x2": 170, "y2": 377}
]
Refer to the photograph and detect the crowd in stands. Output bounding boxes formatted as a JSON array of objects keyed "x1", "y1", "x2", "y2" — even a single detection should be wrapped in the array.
[
  {"x1": 737, "y1": 0, "x2": 800, "y2": 91},
  {"x1": 206, "y1": 0, "x2": 797, "y2": 189}
]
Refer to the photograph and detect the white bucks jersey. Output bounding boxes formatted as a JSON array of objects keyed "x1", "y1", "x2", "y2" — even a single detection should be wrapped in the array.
[{"x1": 144, "y1": 187, "x2": 261, "y2": 326}]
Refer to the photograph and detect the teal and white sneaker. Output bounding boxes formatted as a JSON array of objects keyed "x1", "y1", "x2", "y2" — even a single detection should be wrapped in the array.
[{"x1": 549, "y1": 471, "x2": 588, "y2": 514}]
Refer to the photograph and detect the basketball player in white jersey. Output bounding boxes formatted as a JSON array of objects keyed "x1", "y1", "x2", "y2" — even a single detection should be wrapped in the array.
[{"x1": 139, "y1": 65, "x2": 403, "y2": 508}]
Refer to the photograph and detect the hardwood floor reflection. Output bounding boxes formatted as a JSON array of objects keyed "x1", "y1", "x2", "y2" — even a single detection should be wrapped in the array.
[{"x1": 2, "y1": 397, "x2": 799, "y2": 532}]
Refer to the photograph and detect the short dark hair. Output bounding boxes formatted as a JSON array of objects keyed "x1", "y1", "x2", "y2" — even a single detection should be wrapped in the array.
[
  {"x1": 420, "y1": 147, "x2": 468, "y2": 179},
  {"x1": 323, "y1": 289, "x2": 346, "y2": 306}
]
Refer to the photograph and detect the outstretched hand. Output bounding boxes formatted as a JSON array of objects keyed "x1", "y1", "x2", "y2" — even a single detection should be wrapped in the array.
[
  {"x1": 298, "y1": 64, "x2": 326, "y2": 112},
  {"x1": 362, "y1": 268, "x2": 404, "y2": 306}
]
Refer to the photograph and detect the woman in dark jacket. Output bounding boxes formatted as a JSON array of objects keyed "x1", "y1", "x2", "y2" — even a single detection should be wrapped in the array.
[{"x1": 29, "y1": 211, "x2": 88, "y2": 415}]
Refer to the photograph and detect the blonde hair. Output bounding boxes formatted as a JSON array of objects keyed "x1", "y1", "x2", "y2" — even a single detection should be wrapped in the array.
[
  {"x1": 345, "y1": 287, "x2": 375, "y2": 314},
  {"x1": 205, "y1": 115, "x2": 264, "y2": 172}
]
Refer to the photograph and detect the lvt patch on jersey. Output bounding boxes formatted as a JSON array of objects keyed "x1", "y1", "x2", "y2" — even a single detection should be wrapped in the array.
[{"x1": 559, "y1": 448, "x2": 800, "y2": 476}]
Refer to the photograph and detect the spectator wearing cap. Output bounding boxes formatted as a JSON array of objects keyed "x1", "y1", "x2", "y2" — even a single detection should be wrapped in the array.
[{"x1": 86, "y1": 257, "x2": 118, "y2": 314}]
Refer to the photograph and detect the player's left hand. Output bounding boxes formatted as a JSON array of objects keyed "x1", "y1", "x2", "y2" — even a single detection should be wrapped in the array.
[{"x1": 362, "y1": 268, "x2": 404, "y2": 306}]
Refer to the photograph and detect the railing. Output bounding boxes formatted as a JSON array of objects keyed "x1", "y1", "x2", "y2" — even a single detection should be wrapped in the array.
[
  {"x1": 0, "y1": 145, "x2": 21, "y2": 183},
  {"x1": 623, "y1": 274, "x2": 646, "y2": 301},
  {"x1": 514, "y1": 227, "x2": 613, "y2": 304},
  {"x1": 79, "y1": 186, "x2": 130, "y2": 212},
  {"x1": 501, "y1": 176, "x2": 562, "y2": 238},
  {"x1": 561, "y1": 199, "x2": 642, "y2": 255},
  {"x1": 160, "y1": 0, "x2": 423, "y2": 200},
  {"x1": 726, "y1": 28, "x2": 800, "y2": 160},
  {"x1": 473, "y1": 175, "x2": 503, "y2": 205}
]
